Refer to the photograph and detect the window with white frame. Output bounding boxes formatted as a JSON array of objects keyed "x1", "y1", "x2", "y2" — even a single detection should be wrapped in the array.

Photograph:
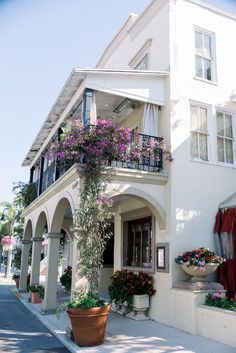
[
  {"x1": 129, "y1": 39, "x2": 152, "y2": 70},
  {"x1": 195, "y1": 29, "x2": 216, "y2": 82},
  {"x1": 190, "y1": 104, "x2": 209, "y2": 161},
  {"x1": 134, "y1": 53, "x2": 149, "y2": 70},
  {"x1": 216, "y1": 111, "x2": 234, "y2": 164}
]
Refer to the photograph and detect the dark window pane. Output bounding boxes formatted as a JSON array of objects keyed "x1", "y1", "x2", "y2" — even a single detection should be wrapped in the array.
[{"x1": 124, "y1": 217, "x2": 152, "y2": 268}]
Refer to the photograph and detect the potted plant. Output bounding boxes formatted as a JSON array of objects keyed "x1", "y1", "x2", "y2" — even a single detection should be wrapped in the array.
[
  {"x1": 109, "y1": 270, "x2": 156, "y2": 319},
  {"x1": 131, "y1": 271, "x2": 156, "y2": 319},
  {"x1": 29, "y1": 284, "x2": 44, "y2": 304},
  {"x1": 58, "y1": 290, "x2": 110, "y2": 346},
  {"x1": 175, "y1": 247, "x2": 225, "y2": 282},
  {"x1": 12, "y1": 270, "x2": 20, "y2": 289},
  {"x1": 49, "y1": 120, "x2": 134, "y2": 346},
  {"x1": 108, "y1": 270, "x2": 136, "y2": 314}
]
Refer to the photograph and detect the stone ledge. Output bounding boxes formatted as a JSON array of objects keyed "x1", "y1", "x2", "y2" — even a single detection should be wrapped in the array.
[{"x1": 173, "y1": 281, "x2": 224, "y2": 291}]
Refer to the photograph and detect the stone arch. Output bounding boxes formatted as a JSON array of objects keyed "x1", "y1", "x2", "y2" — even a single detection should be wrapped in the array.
[
  {"x1": 111, "y1": 186, "x2": 166, "y2": 230},
  {"x1": 50, "y1": 195, "x2": 74, "y2": 233},
  {"x1": 24, "y1": 219, "x2": 33, "y2": 240},
  {"x1": 34, "y1": 210, "x2": 49, "y2": 238},
  {"x1": 42, "y1": 196, "x2": 74, "y2": 313}
]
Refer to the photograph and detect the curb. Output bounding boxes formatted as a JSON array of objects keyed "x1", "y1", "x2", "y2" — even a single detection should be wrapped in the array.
[{"x1": 10, "y1": 288, "x2": 85, "y2": 353}]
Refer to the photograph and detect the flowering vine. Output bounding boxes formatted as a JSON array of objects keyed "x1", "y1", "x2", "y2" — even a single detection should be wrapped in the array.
[{"x1": 48, "y1": 119, "x2": 170, "y2": 293}]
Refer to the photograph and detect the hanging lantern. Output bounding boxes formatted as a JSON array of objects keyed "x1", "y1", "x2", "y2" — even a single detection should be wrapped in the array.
[{"x1": 1, "y1": 235, "x2": 16, "y2": 251}]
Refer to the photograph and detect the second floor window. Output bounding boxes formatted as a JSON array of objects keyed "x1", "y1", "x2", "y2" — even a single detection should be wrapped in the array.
[
  {"x1": 195, "y1": 29, "x2": 216, "y2": 82},
  {"x1": 190, "y1": 104, "x2": 209, "y2": 161},
  {"x1": 216, "y1": 111, "x2": 234, "y2": 164},
  {"x1": 135, "y1": 53, "x2": 149, "y2": 70}
]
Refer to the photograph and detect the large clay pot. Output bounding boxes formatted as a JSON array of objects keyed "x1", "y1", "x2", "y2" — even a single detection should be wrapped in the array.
[
  {"x1": 30, "y1": 291, "x2": 42, "y2": 304},
  {"x1": 67, "y1": 305, "x2": 110, "y2": 347},
  {"x1": 181, "y1": 263, "x2": 219, "y2": 282}
]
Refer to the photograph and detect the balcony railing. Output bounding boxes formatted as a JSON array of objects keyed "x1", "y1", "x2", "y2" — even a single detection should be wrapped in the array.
[
  {"x1": 33, "y1": 132, "x2": 164, "y2": 199},
  {"x1": 110, "y1": 132, "x2": 163, "y2": 173}
]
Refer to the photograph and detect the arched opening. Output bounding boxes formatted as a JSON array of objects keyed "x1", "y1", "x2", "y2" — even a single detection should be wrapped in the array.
[
  {"x1": 30, "y1": 211, "x2": 49, "y2": 286},
  {"x1": 98, "y1": 189, "x2": 166, "y2": 298},
  {"x1": 42, "y1": 197, "x2": 74, "y2": 312},
  {"x1": 51, "y1": 197, "x2": 74, "y2": 275},
  {"x1": 24, "y1": 219, "x2": 33, "y2": 240},
  {"x1": 19, "y1": 219, "x2": 33, "y2": 291},
  {"x1": 112, "y1": 194, "x2": 160, "y2": 273}
]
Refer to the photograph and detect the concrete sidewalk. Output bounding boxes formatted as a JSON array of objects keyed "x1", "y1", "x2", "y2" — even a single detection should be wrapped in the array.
[{"x1": 1, "y1": 274, "x2": 235, "y2": 353}]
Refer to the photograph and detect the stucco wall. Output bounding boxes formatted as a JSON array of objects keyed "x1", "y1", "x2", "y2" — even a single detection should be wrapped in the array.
[
  {"x1": 99, "y1": 0, "x2": 170, "y2": 72},
  {"x1": 168, "y1": 0, "x2": 236, "y2": 287}
]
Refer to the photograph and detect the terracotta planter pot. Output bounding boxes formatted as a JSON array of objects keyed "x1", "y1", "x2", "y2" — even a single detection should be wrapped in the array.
[
  {"x1": 67, "y1": 305, "x2": 110, "y2": 347},
  {"x1": 181, "y1": 263, "x2": 219, "y2": 282},
  {"x1": 30, "y1": 291, "x2": 42, "y2": 304}
]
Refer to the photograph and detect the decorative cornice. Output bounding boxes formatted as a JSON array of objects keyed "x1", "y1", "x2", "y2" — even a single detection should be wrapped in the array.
[
  {"x1": 128, "y1": 0, "x2": 167, "y2": 40},
  {"x1": 22, "y1": 164, "x2": 168, "y2": 218},
  {"x1": 96, "y1": 15, "x2": 138, "y2": 68},
  {"x1": 110, "y1": 167, "x2": 168, "y2": 185}
]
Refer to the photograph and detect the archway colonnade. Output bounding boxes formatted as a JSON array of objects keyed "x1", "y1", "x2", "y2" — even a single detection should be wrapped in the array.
[{"x1": 19, "y1": 184, "x2": 167, "y2": 313}]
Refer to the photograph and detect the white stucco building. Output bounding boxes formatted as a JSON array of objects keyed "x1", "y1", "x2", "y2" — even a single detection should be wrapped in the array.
[{"x1": 19, "y1": 0, "x2": 236, "y2": 339}]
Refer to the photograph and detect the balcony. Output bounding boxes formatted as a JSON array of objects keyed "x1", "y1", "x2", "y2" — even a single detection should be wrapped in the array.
[{"x1": 33, "y1": 132, "x2": 164, "y2": 199}]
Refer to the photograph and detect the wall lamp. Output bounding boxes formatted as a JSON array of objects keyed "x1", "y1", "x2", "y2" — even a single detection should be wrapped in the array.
[{"x1": 113, "y1": 98, "x2": 133, "y2": 114}]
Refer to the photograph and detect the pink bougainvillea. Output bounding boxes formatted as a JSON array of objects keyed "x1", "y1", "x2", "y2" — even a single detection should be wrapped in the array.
[
  {"x1": 46, "y1": 119, "x2": 168, "y2": 169},
  {"x1": 1, "y1": 235, "x2": 16, "y2": 250}
]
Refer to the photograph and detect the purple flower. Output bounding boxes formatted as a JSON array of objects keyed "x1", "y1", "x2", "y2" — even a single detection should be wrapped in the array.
[{"x1": 97, "y1": 196, "x2": 114, "y2": 207}]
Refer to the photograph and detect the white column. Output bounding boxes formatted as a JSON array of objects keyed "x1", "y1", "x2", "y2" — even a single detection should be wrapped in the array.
[
  {"x1": 114, "y1": 209, "x2": 122, "y2": 271},
  {"x1": 42, "y1": 232, "x2": 63, "y2": 313},
  {"x1": 5, "y1": 249, "x2": 13, "y2": 278},
  {"x1": 68, "y1": 240, "x2": 74, "y2": 267},
  {"x1": 30, "y1": 237, "x2": 43, "y2": 285},
  {"x1": 19, "y1": 240, "x2": 32, "y2": 292},
  {"x1": 71, "y1": 240, "x2": 78, "y2": 291},
  {"x1": 90, "y1": 90, "x2": 97, "y2": 124}
]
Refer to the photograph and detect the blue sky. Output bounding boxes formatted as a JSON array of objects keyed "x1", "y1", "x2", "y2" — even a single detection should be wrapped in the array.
[{"x1": 0, "y1": 0, "x2": 236, "y2": 202}]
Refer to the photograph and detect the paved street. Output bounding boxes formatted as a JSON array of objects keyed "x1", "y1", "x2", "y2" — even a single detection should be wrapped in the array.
[
  {"x1": 1, "y1": 275, "x2": 236, "y2": 353},
  {"x1": 0, "y1": 282, "x2": 70, "y2": 353}
]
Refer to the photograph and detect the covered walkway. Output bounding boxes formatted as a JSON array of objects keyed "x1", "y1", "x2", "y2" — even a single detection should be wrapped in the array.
[{"x1": 15, "y1": 288, "x2": 236, "y2": 353}]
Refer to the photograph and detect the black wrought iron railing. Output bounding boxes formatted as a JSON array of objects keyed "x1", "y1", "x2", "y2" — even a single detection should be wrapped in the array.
[
  {"x1": 33, "y1": 132, "x2": 164, "y2": 199},
  {"x1": 110, "y1": 132, "x2": 163, "y2": 173}
]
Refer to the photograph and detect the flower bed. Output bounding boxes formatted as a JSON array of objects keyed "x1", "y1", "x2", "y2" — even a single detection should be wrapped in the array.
[{"x1": 205, "y1": 291, "x2": 236, "y2": 311}]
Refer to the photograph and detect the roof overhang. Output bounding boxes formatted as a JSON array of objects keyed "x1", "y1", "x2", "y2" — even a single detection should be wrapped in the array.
[{"x1": 22, "y1": 68, "x2": 169, "y2": 167}]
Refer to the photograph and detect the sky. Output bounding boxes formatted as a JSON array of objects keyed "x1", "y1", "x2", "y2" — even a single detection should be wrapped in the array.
[{"x1": 0, "y1": 0, "x2": 236, "y2": 203}]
